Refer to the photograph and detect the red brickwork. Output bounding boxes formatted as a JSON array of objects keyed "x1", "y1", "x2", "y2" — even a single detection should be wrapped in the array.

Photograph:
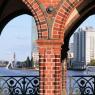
[
  {"x1": 1, "y1": 0, "x2": 95, "y2": 95},
  {"x1": 22, "y1": 0, "x2": 48, "y2": 39},
  {"x1": 22, "y1": 0, "x2": 87, "y2": 95},
  {"x1": 22, "y1": 0, "x2": 84, "y2": 40},
  {"x1": 52, "y1": 0, "x2": 84, "y2": 39},
  {"x1": 39, "y1": 0, "x2": 61, "y2": 8},
  {"x1": 37, "y1": 40, "x2": 63, "y2": 95}
]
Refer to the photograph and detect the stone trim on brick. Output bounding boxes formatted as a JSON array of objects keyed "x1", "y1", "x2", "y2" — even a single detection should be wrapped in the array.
[{"x1": 52, "y1": 0, "x2": 84, "y2": 39}]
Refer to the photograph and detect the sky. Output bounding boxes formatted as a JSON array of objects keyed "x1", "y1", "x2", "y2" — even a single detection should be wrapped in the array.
[
  {"x1": 70, "y1": 15, "x2": 95, "y2": 43},
  {"x1": 0, "y1": 14, "x2": 38, "y2": 61},
  {"x1": 0, "y1": 14, "x2": 95, "y2": 61}
]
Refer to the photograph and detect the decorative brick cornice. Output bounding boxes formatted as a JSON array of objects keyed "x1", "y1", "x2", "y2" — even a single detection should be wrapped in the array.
[{"x1": 37, "y1": 39, "x2": 63, "y2": 47}]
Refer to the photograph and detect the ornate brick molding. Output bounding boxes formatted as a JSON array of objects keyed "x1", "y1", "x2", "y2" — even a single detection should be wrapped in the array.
[{"x1": 51, "y1": 0, "x2": 84, "y2": 39}]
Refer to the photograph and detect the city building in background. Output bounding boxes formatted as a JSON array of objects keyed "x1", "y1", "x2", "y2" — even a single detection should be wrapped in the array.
[
  {"x1": 67, "y1": 43, "x2": 74, "y2": 69},
  {"x1": 0, "y1": 60, "x2": 9, "y2": 67},
  {"x1": 32, "y1": 51, "x2": 39, "y2": 68},
  {"x1": 73, "y1": 27, "x2": 95, "y2": 69}
]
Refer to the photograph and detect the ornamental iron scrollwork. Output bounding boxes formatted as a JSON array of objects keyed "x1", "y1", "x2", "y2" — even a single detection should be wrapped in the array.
[
  {"x1": 68, "y1": 76, "x2": 95, "y2": 95},
  {"x1": 0, "y1": 76, "x2": 39, "y2": 95}
]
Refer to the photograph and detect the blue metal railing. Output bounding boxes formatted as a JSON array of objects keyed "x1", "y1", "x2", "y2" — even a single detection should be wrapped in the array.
[
  {"x1": 0, "y1": 76, "x2": 39, "y2": 95},
  {"x1": 67, "y1": 75, "x2": 95, "y2": 95}
]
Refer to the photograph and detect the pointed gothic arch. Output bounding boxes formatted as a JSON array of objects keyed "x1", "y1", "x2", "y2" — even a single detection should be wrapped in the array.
[
  {"x1": 51, "y1": 0, "x2": 95, "y2": 40},
  {"x1": 0, "y1": 0, "x2": 48, "y2": 39}
]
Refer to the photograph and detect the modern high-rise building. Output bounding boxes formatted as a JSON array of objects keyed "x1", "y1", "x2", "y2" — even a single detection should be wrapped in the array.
[
  {"x1": 74, "y1": 27, "x2": 95, "y2": 65},
  {"x1": 68, "y1": 43, "x2": 74, "y2": 61}
]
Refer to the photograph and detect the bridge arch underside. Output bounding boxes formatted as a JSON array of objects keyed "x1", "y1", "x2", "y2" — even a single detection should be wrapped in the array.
[
  {"x1": 61, "y1": 1, "x2": 95, "y2": 60},
  {"x1": 1, "y1": 0, "x2": 95, "y2": 95},
  {"x1": 0, "y1": 0, "x2": 33, "y2": 34}
]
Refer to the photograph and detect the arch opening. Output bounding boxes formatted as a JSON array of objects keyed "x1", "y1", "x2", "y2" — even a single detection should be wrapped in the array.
[
  {"x1": 61, "y1": 3, "x2": 95, "y2": 62},
  {"x1": 0, "y1": 14, "x2": 39, "y2": 70},
  {"x1": 65, "y1": 7, "x2": 95, "y2": 95},
  {"x1": 0, "y1": 0, "x2": 33, "y2": 33},
  {"x1": 61, "y1": 3, "x2": 95, "y2": 95},
  {"x1": 66, "y1": 15, "x2": 95, "y2": 95}
]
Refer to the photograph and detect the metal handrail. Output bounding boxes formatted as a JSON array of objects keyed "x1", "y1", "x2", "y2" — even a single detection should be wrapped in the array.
[
  {"x1": 0, "y1": 75, "x2": 40, "y2": 95},
  {"x1": 67, "y1": 75, "x2": 95, "y2": 95}
]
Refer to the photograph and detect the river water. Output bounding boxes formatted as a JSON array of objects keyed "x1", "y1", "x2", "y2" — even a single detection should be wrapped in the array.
[
  {"x1": 67, "y1": 66, "x2": 95, "y2": 76},
  {"x1": 0, "y1": 67, "x2": 39, "y2": 76},
  {"x1": 0, "y1": 67, "x2": 95, "y2": 95},
  {"x1": 0, "y1": 66, "x2": 95, "y2": 76},
  {"x1": 0, "y1": 67, "x2": 91, "y2": 76}
]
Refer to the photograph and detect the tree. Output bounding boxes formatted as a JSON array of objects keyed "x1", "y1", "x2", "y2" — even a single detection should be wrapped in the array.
[
  {"x1": 31, "y1": 57, "x2": 35, "y2": 68},
  {"x1": 26, "y1": 56, "x2": 31, "y2": 67},
  {"x1": 88, "y1": 59, "x2": 95, "y2": 66}
]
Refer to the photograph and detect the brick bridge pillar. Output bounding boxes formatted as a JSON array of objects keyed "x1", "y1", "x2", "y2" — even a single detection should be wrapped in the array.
[{"x1": 37, "y1": 40, "x2": 63, "y2": 95}]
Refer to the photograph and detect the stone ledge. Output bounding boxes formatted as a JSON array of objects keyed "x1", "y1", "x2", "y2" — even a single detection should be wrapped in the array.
[{"x1": 37, "y1": 39, "x2": 64, "y2": 46}]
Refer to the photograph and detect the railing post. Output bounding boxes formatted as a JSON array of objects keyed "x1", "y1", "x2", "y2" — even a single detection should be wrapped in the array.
[{"x1": 22, "y1": 76, "x2": 26, "y2": 95}]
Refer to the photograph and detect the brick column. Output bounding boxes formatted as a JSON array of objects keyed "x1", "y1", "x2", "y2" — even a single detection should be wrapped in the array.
[{"x1": 37, "y1": 40, "x2": 63, "y2": 95}]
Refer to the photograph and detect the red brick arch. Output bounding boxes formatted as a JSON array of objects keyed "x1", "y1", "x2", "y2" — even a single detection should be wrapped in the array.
[
  {"x1": 22, "y1": 0, "x2": 48, "y2": 39},
  {"x1": 51, "y1": 0, "x2": 84, "y2": 39},
  {"x1": 20, "y1": 1, "x2": 95, "y2": 95},
  {"x1": 64, "y1": 1, "x2": 95, "y2": 38}
]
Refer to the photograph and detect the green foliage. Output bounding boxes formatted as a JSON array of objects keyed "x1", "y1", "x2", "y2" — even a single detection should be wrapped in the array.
[
  {"x1": 31, "y1": 57, "x2": 35, "y2": 68},
  {"x1": 25, "y1": 56, "x2": 30, "y2": 67},
  {"x1": 24, "y1": 56, "x2": 34, "y2": 68},
  {"x1": 21, "y1": 56, "x2": 39, "y2": 69},
  {"x1": 88, "y1": 59, "x2": 95, "y2": 66}
]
